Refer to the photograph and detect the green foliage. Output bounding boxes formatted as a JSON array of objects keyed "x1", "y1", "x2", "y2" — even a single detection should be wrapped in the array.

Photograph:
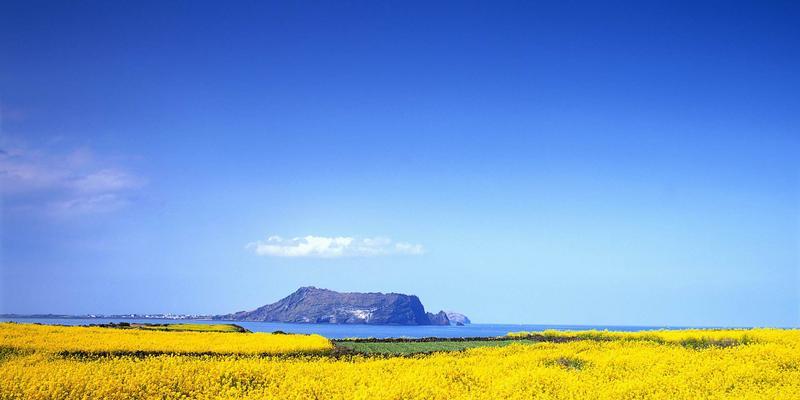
[
  {"x1": 0, "y1": 346, "x2": 32, "y2": 362},
  {"x1": 98, "y1": 323, "x2": 248, "y2": 333},
  {"x1": 544, "y1": 356, "x2": 587, "y2": 370},
  {"x1": 334, "y1": 339, "x2": 539, "y2": 355},
  {"x1": 142, "y1": 323, "x2": 246, "y2": 333},
  {"x1": 678, "y1": 337, "x2": 746, "y2": 349}
]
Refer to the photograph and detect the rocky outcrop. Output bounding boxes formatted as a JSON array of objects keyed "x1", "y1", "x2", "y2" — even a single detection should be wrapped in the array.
[
  {"x1": 426, "y1": 311, "x2": 450, "y2": 325},
  {"x1": 445, "y1": 312, "x2": 471, "y2": 325},
  {"x1": 215, "y1": 287, "x2": 452, "y2": 325}
]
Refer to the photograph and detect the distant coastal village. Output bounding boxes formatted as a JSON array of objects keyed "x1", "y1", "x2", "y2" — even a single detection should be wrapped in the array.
[{"x1": 1, "y1": 313, "x2": 212, "y2": 320}]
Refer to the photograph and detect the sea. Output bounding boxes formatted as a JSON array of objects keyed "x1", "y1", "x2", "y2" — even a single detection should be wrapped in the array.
[{"x1": 1, "y1": 317, "x2": 699, "y2": 339}]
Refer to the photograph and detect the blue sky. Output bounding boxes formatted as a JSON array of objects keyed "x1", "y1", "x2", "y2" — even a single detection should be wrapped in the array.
[{"x1": 1, "y1": 1, "x2": 798, "y2": 326}]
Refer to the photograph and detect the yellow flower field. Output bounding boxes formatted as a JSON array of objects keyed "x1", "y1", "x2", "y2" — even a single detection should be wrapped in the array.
[
  {"x1": 507, "y1": 328, "x2": 792, "y2": 346},
  {"x1": 1, "y1": 323, "x2": 799, "y2": 399},
  {"x1": 0, "y1": 322, "x2": 332, "y2": 355}
]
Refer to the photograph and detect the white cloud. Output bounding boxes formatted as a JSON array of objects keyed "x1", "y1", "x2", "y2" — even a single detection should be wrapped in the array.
[
  {"x1": 247, "y1": 235, "x2": 425, "y2": 258},
  {"x1": 72, "y1": 169, "x2": 143, "y2": 193},
  {"x1": 0, "y1": 138, "x2": 144, "y2": 216},
  {"x1": 49, "y1": 193, "x2": 132, "y2": 215}
]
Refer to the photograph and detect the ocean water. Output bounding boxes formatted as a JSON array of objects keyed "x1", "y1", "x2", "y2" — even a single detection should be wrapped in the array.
[{"x1": 1, "y1": 318, "x2": 696, "y2": 339}]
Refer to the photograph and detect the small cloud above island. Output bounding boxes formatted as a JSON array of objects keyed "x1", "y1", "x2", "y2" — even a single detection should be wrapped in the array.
[{"x1": 246, "y1": 235, "x2": 424, "y2": 258}]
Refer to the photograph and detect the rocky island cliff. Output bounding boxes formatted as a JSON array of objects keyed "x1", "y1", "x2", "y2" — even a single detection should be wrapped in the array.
[{"x1": 215, "y1": 287, "x2": 468, "y2": 326}]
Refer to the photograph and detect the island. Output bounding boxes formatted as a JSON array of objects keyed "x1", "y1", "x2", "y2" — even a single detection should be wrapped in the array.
[{"x1": 214, "y1": 287, "x2": 470, "y2": 326}]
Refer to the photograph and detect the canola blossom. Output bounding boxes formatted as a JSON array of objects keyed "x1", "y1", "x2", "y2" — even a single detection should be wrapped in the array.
[
  {"x1": 0, "y1": 322, "x2": 332, "y2": 355},
  {"x1": 1, "y1": 323, "x2": 799, "y2": 399},
  {"x1": 507, "y1": 328, "x2": 791, "y2": 346}
]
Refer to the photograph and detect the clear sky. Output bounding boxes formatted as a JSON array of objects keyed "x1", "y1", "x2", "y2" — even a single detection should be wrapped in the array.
[{"x1": 1, "y1": 1, "x2": 798, "y2": 327}]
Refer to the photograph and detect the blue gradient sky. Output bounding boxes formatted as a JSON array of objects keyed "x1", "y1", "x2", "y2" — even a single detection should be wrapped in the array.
[{"x1": 1, "y1": 1, "x2": 798, "y2": 326}]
